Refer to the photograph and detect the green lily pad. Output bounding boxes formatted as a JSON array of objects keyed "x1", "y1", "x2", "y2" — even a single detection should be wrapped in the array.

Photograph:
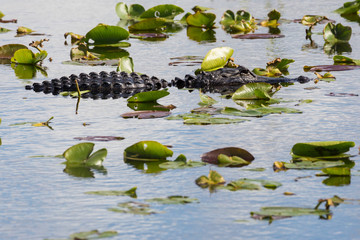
[
  {"x1": 140, "y1": 4, "x2": 184, "y2": 19},
  {"x1": 16, "y1": 26, "x2": 34, "y2": 34},
  {"x1": 85, "y1": 187, "x2": 137, "y2": 198},
  {"x1": 186, "y1": 11, "x2": 216, "y2": 28},
  {"x1": 201, "y1": 147, "x2": 254, "y2": 166},
  {"x1": 274, "y1": 160, "x2": 347, "y2": 170},
  {"x1": 333, "y1": 55, "x2": 360, "y2": 65},
  {"x1": 199, "y1": 91, "x2": 218, "y2": 106},
  {"x1": 127, "y1": 89, "x2": 170, "y2": 103},
  {"x1": 200, "y1": 47, "x2": 233, "y2": 72},
  {"x1": 187, "y1": 27, "x2": 216, "y2": 42},
  {"x1": 56, "y1": 230, "x2": 118, "y2": 240},
  {"x1": 166, "y1": 113, "x2": 212, "y2": 120},
  {"x1": 195, "y1": 170, "x2": 226, "y2": 188},
  {"x1": 124, "y1": 140, "x2": 173, "y2": 161},
  {"x1": 323, "y1": 22, "x2": 352, "y2": 43},
  {"x1": 184, "y1": 117, "x2": 247, "y2": 125},
  {"x1": 224, "y1": 179, "x2": 261, "y2": 191},
  {"x1": 220, "y1": 10, "x2": 257, "y2": 33},
  {"x1": 221, "y1": 107, "x2": 267, "y2": 117},
  {"x1": 250, "y1": 106, "x2": 302, "y2": 114},
  {"x1": 146, "y1": 196, "x2": 199, "y2": 204},
  {"x1": 117, "y1": 56, "x2": 134, "y2": 73},
  {"x1": 63, "y1": 142, "x2": 107, "y2": 166},
  {"x1": 159, "y1": 155, "x2": 206, "y2": 169},
  {"x1": 0, "y1": 44, "x2": 28, "y2": 59},
  {"x1": 321, "y1": 167, "x2": 351, "y2": 176},
  {"x1": 334, "y1": 1, "x2": 360, "y2": 15},
  {"x1": 11, "y1": 49, "x2": 47, "y2": 65},
  {"x1": 217, "y1": 154, "x2": 251, "y2": 167},
  {"x1": 232, "y1": 82, "x2": 275, "y2": 100},
  {"x1": 128, "y1": 18, "x2": 167, "y2": 31},
  {"x1": 115, "y1": 2, "x2": 145, "y2": 20},
  {"x1": 108, "y1": 201, "x2": 161, "y2": 215},
  {"x1": 251, "y1": 206, "x2": 331, "y2": 221},
  {"x1": 85, "y1": 24, "x2": 129, "y2": 44},
  {"x1": 291, "y1": 141, "x2": 355, "y2": 158}
]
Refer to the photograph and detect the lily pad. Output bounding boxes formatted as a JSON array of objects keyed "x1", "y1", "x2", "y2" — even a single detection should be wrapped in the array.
[
  {"x1": 127, "y1": 89, "x2": 170, "y2": 103},
  {"x1": 323, "y1": 22, "x2": 352, "y2": 43},
  {"x1": 187, "y1": 27, "x2": 216, "y2": 42},
  {"x1": 11, "y1": 49, "x2": 47, "y2": 65},
  {"x1": 183, "y1": 117, "x2": 247, "y2": 125},
  {"x1": 0, "y1": 44, "x2": 28, "y2": 59},
  {"x1": 231, "y1": 33, "x2": 285, "y2": 39},
  {"x1": 121, "y1": 110, "x2": 171, "y2": 119},
  {"x1": 85, "y1": 24, "x2": 129, "y2": 44},
  {"x1": 52, "y1": 230, "x2": 118, "y2": 240},
  {"x1": 140, "y1": 4, "x2": 184, "y2": 19},
  {"x1": 128, "y1": 18, "x2": 167, "y2": 31},
  {"x1": 108, "y1": 201, "x2": 161, "y2": 215},
  {"x1": 251, "y1": 206, "x2": 331, "y2": 221},
  {"x1": 273, "y1": 160, "x2": 347, "y2": 171},
  {"x1": 221, "y1": 107, "x2": 267, "y2": 117},
  {"x1": 201, "y1": 147, "x2": 254, "y2": 166},
  {"x1": 321, "y1": 167, "x2": 351, "y2": 176},
  {"x1": 74, "y1": 136, "x2": 125, "y2": 141},
  {"x1": 63, "y1": 142, "x2": 107, "y2": 166},
  {"x1": 159, "y1": 155, "x2": 206, "y2": 169},
  {"x1": 115, "y1": 2, "x2": 145, "y2": 20},
  {"x1": 166, "y1": 113, "x2": 212, "y2": 120},
  {"x1": 201, "y1": 47, "x2": 234, "y2": 72},
  {"x1": 146, "y1": 196, "x2": 199, "y2": 204},
  {"x1": 333, "y1": 55, "x2": 360, "y2": 65},
  {"x1": 199, "y1": 91, "x2": 218, "y2": 106},
  {"x1": 85, "y1": 187, "x2": 137, "y2": 198},
  {"x1": 291, "y1": 141, "x2": 355, "y2": 158},
  {"x1": 186, "y1": 11, "x2": 216, "y2": 28},
  {"x1": 124, "y1": 140, "x2": 173, "y2": 161},
  {"x1": 232, "y1": 82, "x2": 275, "y2": 100},
  {"x1": 195, "y1": 170, "x2": 226, "y2": 188},
  {"x1": 220, "y1": 10, "x2": 257, "y2": 33},
  {"x1": 334, "y1": 1, "x2": 360, "y2": 15}
]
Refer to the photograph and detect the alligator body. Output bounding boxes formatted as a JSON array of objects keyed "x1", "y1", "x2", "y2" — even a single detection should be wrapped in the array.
[{"x1": 25, "y1": 66, "x2": 310, "y2": 99}]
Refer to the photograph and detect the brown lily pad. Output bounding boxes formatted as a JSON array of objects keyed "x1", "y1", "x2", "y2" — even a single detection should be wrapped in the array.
[
  {"x1": 74, "y1": 136, "x2": 125, "y2": 141},
  {"x1": 201, "y1": 147, "x2": 254, "y2": 167},
  {"x1": 304, "y1": 65, "x2": 360, "y2": 72},
  {"x1": 121, "y1": 110, "x2": 171, "y2": 119},
  {"x1": 231, "y1": 33, "x2": 285, "y2": 39}
]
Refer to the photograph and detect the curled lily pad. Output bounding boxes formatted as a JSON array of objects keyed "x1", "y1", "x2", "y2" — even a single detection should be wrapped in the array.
[
  {"x1": 85, "y1": 24, "x2": 129, "y2": 44},
  {"x1": 115, "y1": 2, "x2": 145, "y2": 20},
  {"x1": 323, "y1": 22, "x2": 352, "y2": 43},
  {"x1": 231, "y1": 82, "x2": 275, "y2": 100},
  {"x1": 117, "y1": 56, "x2": 133, "y2": 73},
  {"x1": 146, "y1": 196, "x2": 199, "y2": 204},
  {"x1": 124, "y1": 140, "x2": 173, "y2": 161},
  {"x1": 127, "y1": 89, "x2": 170, "y2": 103},
  {"x1": 195, "y1": 170, "x2": 226, "y2": 189},
  {"x1": 201, "y1": 47, "x2": 234, "y2": 72},
  {"x1": 63, "y1": 142, "x2": 107, "y2": 166},
  {"x1": 201, "y1": 147, "x2": 254, "y2": 166},
  {"x1": 85, "y1": 187, "x2": 137, "y2": 198},
  {"x1": 291, "y1": 141, "x2": 355, "y2": 158},
  {"x1": 11, "y1": 49, "x2": 47, "y2": 65},
  {"x1": 220, "y1": 10, "x2": 257, "y2": 33},
  {"x1": 334, "y1": 1, "x2": 360, "y2": 15},
  {"x1": 186, "y1": 11, "x2": 216, "y2": 28}
]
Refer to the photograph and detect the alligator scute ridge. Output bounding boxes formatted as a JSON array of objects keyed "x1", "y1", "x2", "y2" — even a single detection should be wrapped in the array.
[{"x1": 24, "y1": 66, "x2": 310, "y2": 99}]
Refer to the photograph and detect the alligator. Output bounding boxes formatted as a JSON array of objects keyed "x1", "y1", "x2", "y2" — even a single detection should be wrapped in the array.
[{"x1": 25, "y1": 65, "x2": 310, "y2": 99}]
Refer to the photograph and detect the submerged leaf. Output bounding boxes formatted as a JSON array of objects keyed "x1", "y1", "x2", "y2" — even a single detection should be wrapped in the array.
[{"x1": 146, "y1": 196, "x2": 199, "y2": 204}]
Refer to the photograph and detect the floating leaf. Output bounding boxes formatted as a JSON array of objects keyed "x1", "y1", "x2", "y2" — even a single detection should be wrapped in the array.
[
  {"x1": 140, "y1": 4, "x2": 184, "y2": 19},
  {"x1": 85, "y1": 24, "x2": 129, "y2": 44},
  {"x1": 128, "y1": 18, "x2": 167, "y2": 31},
  {"x1": 85, "y1": 187, "x2": 137, "y2": 198},
  {"x1": 199, "y1": 92, "x2": 217, "y2": 106},
  {"x1": 115, "y1": 2, "x2": 145, "y2": 20},
  {"x1": 109, "y1": 201, "x2": 161, "y2": 215},
  {"x1": 231, "y1": 33, "x2": 284, "y2": 39},
  {"x1": 200, "y1": 47, "x2": 234, "y2": 72},
  {"x1": 184, "y1": 117, "x2": 247, "y2": 125},
  {"x1": 201, "y1": 147, "x2": 254, "y2": 166},
  {"x1": 11, "y1": 49, "x2": 47, "y2": 65},
  {"x1": 124, "y1": 140, "x2": 173, "y2": 161},
  {"x1": 127, "y1": 89, "x2": 170, "y2": 103},
  {"x1": 220, "y1": 10, "x2": 257, "y2": 33},
  {"x1": 323, "y1": 22, "x2": 352, "y2": 43},
  {"x1": 221, "y1": 107, "x2": 267, "y2": 117},
  {"x1": 146, "y1": 196, "x2": 199, "y2": 204},
  {"x1": 291, "y1": 141, "x2": 355, "y2": 158},
  {"x1": 63, "y1": 230, "x2": 118, "y2": 240},
  {"x1": 304, "y1": 64, "x2": 360, "y2": 72},
  {"x1": 195, "y1": 170, "x2": 226, "y2": 188},
  {"x1": 217, "y1": 154, "x2": 251, "y2": 167},
  {"x1": 63, "y1": 142, "x2": 107, "y2": 166},
  {"x1": 186, "y1": 27, "x2": 216, "y2": 42},
  {"x1": 225, "y1": 179, "x2": 261, "y2": 191},
  {"x1": 159, "y1": 160, "x2": 205, "y2": 169},
  {"x1": 121, "y1": 110, "x2": 171, "y2": 119},
  {"x1": 250, "y1": 106, "x2": 302, "y2": 114},
  {"x1": 0, "y1": 44, "x2": 28, "y2": 59},
  {"x1": 325, "y1": 92, "x2": 358, "y2": 97},
  {"x1": 117, "y1": 56, "x2": 134, "y2": 73},
  {"x1": 16, "y1": 26, "x2": 33, "y2": 34},
  {"x1": 74, "y1": 136, "x2": 124, "y2": 141},
  {"x1": 166, "y1": 113, "x2": 212, "y2": 120},
  {"x1": 314, "y1": 72, "x2": 336, "y2": 82},
  {"x1": 333, "y1": 55, "x2": 360, "y2": 65},
  {"x1": 334, "y1": 1, "x2": 360, "y2": 15},
  {"x1": 186, "y1": 11, "x2": 216, "y2": 28},
  {"x1": 273, "y1": 160, "x2": 347, "y2": 171},
  {"x1": 251, "y1": 206, "x2": 331, "y2": 221},
  {"x1": 321, "y1": 167, "x2": 351, "y2": 176},
  {"x1": 232, "y1": 82, "x2": 274, "y2": 100}
]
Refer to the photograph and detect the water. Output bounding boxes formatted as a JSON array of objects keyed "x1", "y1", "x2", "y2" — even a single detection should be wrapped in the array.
[{"x1": 1, "y1": 0, "x2": 360, "y2": 239}]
